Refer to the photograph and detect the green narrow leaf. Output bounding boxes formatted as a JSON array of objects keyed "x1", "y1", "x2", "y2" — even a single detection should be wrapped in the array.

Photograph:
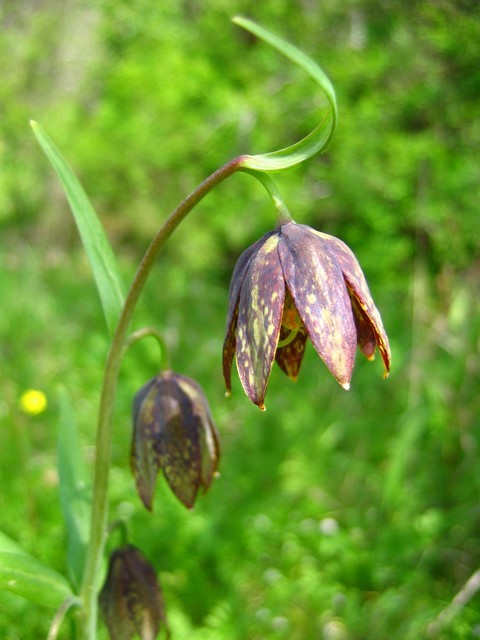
[
  {"x1": 0, "y1": 532, "x2": 73, "y2": 609},
  {"x1": 0, "y1": 553, "x2": 73, "y2": 609},
  {"x1": 0, "y1": 531, "x2": 24, "y2": 553},
  {"x1": 57, "y1": 387, "x2": 91, "y2": 591},
  {"x1": 232, "y1": 16, "x2": 338, "y2": 172},
  {"x1": 31, "y1": 121, "x2": 125, "y2": 335}
]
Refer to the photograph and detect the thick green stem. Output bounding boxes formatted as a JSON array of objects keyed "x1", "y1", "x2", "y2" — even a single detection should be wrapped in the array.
[{"x1": 79, "y1": 156, "x2": 243, "y2": 639}]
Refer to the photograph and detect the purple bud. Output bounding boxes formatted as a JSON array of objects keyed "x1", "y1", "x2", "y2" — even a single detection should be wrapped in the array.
[
  {"x1": 132, "y1": 371, "x2": 220, "y2": 509},
  {"x1": 99, "y1": 545, "x2": 168, "y2": 640}
]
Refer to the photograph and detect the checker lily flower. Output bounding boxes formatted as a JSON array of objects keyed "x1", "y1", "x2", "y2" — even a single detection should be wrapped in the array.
[
  {"x1": 223, "y1": 220, "x2": 391, "y2": 409},
  {"x1": 131, "y1": 371, "x2": 220, "y2": 510}
]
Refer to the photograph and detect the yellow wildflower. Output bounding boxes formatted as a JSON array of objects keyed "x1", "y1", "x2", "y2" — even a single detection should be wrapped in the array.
[{"x1": 20, "y1": 389, "x2": 48, "y2": 416}]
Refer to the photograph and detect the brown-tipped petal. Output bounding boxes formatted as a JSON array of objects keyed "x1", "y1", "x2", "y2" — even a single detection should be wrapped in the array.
[
  {"x1": 131, "y1": 379, "x2": 162, "y2": 510},
  {"x1": 315, "y1": 231, "x2": 391, "y2": 375},
  {"x1": 222, "y1": 308, "x2": 237, "y2": 397},
  {"x1": 176, "y1": 376, "x2": 220, "y2": 492},
  {"x1": 223, "y1": 231, "x2": 276, "y2": 395},
  {"x1": 200, "y1": 413, "x2": 221, "y2": 490},
  {"x1": 275, "y1": 325, "x2": 308, "y2": 380},
  {"x1": 235, "y1": 233, "x2": 284, "y2": 408},
  {"x1": 156, "y1": 376, "x2": 204, "y2": 509},
  {"x1": 352, "y1": 288, "x2": 391, "y2": 375},
  {"x1": 279, "y1": 223, "x2": 357, "y2": 388},
  {"x1": 349, "y1": 292, "x2": 377, "y2": 360}
]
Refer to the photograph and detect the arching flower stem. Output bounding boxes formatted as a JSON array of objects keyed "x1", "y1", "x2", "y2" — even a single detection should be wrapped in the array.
[
  {"x1": 79, "y1": 156, "x2": 244, "y2": 639},
  {"x1": 124, "y1": 327, "x2": 172, "y2": 370},
  {"x1": 79, "y1": 19, "x2": 340, "y2": 637}
]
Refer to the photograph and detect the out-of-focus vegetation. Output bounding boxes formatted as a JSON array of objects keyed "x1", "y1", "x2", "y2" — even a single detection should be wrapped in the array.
[{"x1": 1, "y1": 1, "x2": 479, "y2": 638}]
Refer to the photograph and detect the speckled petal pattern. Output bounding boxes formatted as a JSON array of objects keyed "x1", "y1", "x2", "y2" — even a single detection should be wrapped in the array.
[
  {"x1": 235, "y1": 233, "x2": 284, "y2": 408},
  {"x1": 279, "y1": 223, "x2": 357, "y2": 388}
]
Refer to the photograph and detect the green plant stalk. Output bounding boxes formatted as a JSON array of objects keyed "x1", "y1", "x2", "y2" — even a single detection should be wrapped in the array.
[
  {"x1": 79, "y1": 156, "x2": 244, "y2": 639},
  {"x1": 242, "y1": 169, "x2": 293, "y2": 226},
  {"x1": 124, "y1": 327, "x2": 172, "y2": 369}
]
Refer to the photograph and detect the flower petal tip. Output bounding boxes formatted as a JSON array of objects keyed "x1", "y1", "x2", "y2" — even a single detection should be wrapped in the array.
[
  {"x1": 141, "y1": 496, "x2": 153, "y2": 512},
  {"x1": 259, "y1": 403, "x2": 266, "y2": 412},
  {"x1": 341, "y1": 382, "x2": 351, "y2": 391}
]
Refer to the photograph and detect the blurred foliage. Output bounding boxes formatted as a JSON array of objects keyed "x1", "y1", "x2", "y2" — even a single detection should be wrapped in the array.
[{"x1": 0, "y1": 0, "x2": 479, "y2": 638}]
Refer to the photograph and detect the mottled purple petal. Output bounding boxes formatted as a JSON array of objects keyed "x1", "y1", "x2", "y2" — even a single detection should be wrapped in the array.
[
  {"x1": 279, "y1": 223, "x2": 357, "y2": 388},
  {"x1": 156, "y1": 376, "x2": 203, "y2": 509},
  {"x1": 131, "y1": 380, "x2": 162, "y2": 510},
  {"x1": 223, "y1": 231, "x2": 276, "y2": 395},
  {"x1": 313, "y1": 230, "x2": 391, "y2": 375},
  {"x1": 176, "y1": 376, "x2": 220, "y2": 492},
  {"x1": 275, "y1": 325, "x2": 308, "y2": 380},
  {"x1": 235, "y1": 233, "x2": 284, "y2": 409}
]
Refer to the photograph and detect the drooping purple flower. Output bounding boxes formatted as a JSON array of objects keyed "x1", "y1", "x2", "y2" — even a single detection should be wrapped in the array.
[
  {"x1": 223, "y1": 221, "x2": 391, "y2": 409},
  {"x1": 131, "y1": 371, "x2": 220, "y2": 510}
]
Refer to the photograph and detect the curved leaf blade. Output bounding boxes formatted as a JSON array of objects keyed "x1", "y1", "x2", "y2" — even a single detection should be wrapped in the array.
[
  {"x1": 31, "y1": 121, "x2": 125, "y2": 335},
  {"x1": 232, "y1": 16, "x2": 338, "y2": 172}
]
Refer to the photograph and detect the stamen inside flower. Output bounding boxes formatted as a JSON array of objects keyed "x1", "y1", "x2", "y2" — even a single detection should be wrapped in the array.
[
  {"x1": 278, "y1": 290, "x2": 303, "y2": 349},
  {"x1": 281, "y1": 290, "x2": 302, "y2": 331}
]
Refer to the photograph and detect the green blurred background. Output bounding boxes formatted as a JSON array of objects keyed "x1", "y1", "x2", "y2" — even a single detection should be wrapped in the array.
[{"x1": 1, "y1": 0, "x2": 479, "y2": 638}]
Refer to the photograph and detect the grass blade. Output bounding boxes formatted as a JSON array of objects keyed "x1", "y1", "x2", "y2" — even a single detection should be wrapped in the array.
[{"x1": 57, "y1": 387, "x2": 91, "y2": 591}]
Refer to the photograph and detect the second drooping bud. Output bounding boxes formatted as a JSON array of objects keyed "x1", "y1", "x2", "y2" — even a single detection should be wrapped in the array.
[{"x1": 131, "y1": 371, "x2": 220, "y2": 510}]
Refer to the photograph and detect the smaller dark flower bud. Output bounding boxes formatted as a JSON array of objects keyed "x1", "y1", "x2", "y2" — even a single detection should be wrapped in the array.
[
  {"x1": 131, "y1": 371, "x2": 220, "y2": 510},
  {"x1": 99, "y1": 545, "x2": 168, "y2": 640}
]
